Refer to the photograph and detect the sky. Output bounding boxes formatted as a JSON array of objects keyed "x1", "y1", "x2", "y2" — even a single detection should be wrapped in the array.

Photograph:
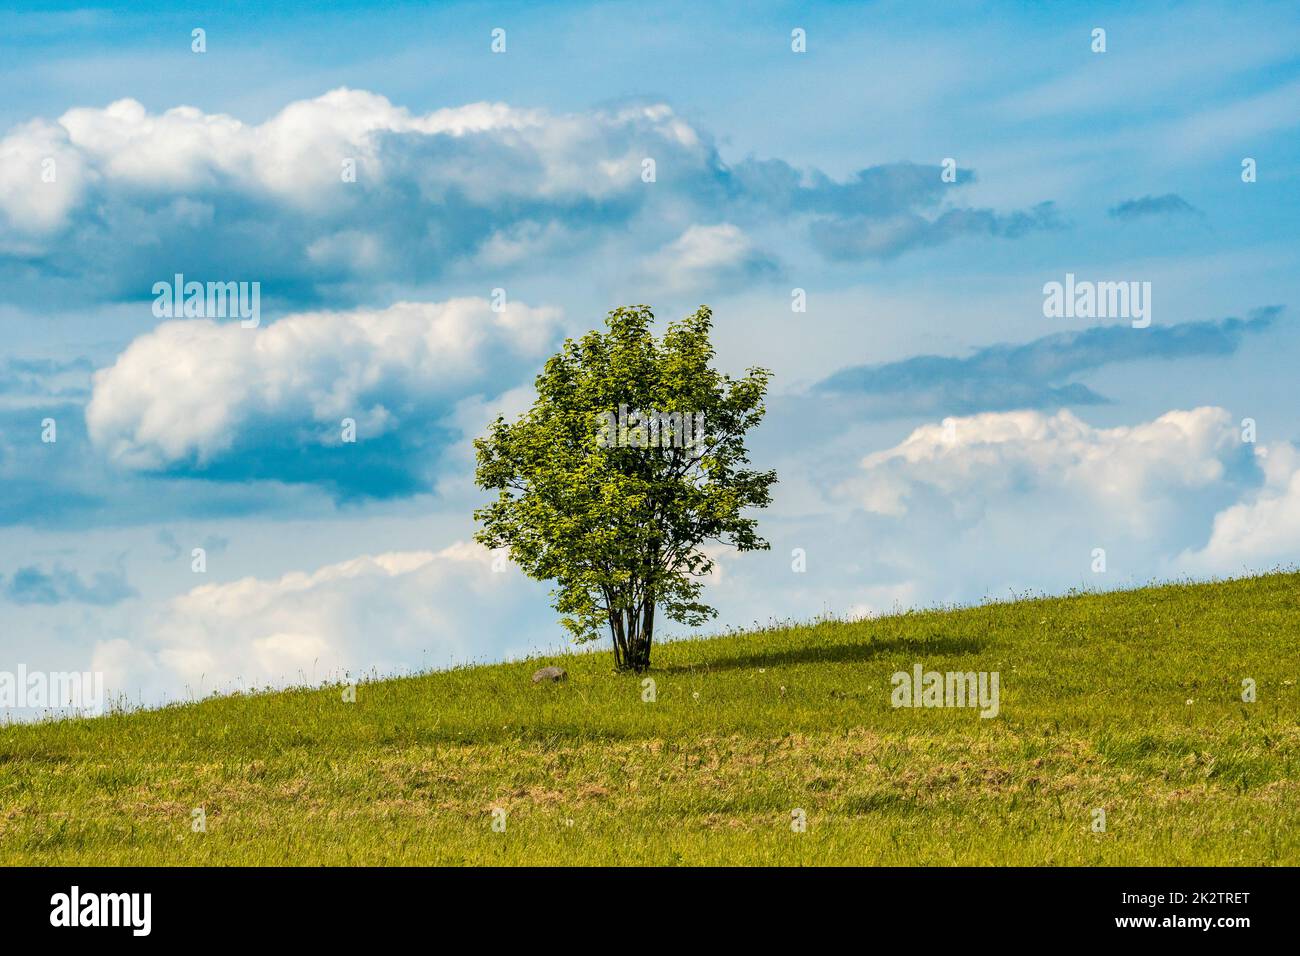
[{"x1": 1, "y1": 0, "x2": 1298, "y2": 714}]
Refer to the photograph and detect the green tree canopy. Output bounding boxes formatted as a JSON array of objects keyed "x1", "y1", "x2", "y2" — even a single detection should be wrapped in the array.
[{"x1": 473, "y1": 305, "x2": 776, "y2": 671}]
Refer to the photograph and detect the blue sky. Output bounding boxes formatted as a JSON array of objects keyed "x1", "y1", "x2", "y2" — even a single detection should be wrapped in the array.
[{"x1": 1, "y1": 0, "x2": 1298, "y2": 711}]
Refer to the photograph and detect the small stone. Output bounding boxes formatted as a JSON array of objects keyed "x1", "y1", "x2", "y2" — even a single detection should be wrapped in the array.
[{"x1": 532, "y1": 665, "x2": 567, "y2": 684}]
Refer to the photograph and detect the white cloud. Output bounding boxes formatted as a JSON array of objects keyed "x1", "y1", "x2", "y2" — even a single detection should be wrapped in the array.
[
  {"x1": 1179, "y1": 443, "x2": 1300, "y2": 573},
  {"x1": 85, "y1": 296, "x2": 561, "y2": 471},
  {"x1": 0, "y1": 90, "x2": 736, "y2": 303},
  {"x1": 0, "y1": 89, "x2": 714, "y2": 242},
  {"x1": 110, "y1": 542, "x2": 556, "y2": 699},
  {"x1": 641, "y1": 223, "x2": 778, "y2": 292},
  {"x1": 46, "y1": 91, "x2": 675, "y2": 208},
  {"x1": 782, "y1": 406, "x2": 1267, "y2": 602},
  {"x1": 0, "y1": 118, "x2": 89, "y2": 243},
  {"x1": 851, "y1": 407, "x2": 1243, "y2": 536}
]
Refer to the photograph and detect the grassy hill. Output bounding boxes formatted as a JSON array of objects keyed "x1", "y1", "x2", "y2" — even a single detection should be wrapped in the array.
[{"x1": 2, "y1": 573, "x2": 1297, "y2": 866}]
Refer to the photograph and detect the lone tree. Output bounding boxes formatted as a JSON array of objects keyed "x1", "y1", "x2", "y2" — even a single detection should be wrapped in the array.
[{"x1": 473, "y1": 305, "x2": 776, "y2": 672}]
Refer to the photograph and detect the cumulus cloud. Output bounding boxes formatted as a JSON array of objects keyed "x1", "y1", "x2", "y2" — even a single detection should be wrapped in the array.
[
  {"x1": 85, "y1": 296, "x2": 561, "y2": 495},
  {"x1": 0, "y1": 117, "x2": 88, "y2": 245},
  {"x1": 0, "y1": 90, "x2": 1059, "y2": 304},
  {"x1": 641, "y1": 223, "x2": 779, "y2": 292},
  {"x1": 0, "y1": 91, "x2": 717, "y2": 301},
  {"x1": 111, "y1": 542, "x2": 555, "y2": 698},
  {"x1": 1180, "y1": 442, "x2": 1300, "y2": 573},
  {"x1": 820, "y1": 406, "x2": 1264, "y2": 599},
  {"x1": 852, "y1": 406, "x2": 1247, "y2": 522}
]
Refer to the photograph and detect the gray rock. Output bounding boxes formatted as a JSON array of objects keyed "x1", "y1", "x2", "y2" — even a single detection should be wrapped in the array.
[{"x1": 531, "y1": 665, "x2": 567, "y2": 684}]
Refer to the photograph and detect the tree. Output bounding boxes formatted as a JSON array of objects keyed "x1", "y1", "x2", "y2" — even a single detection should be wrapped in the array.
[{"x1": 473, "y1": 305, "x2": 776, "y2": 672}]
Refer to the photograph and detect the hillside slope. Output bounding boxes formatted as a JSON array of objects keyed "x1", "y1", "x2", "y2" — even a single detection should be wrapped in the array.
[{"x1": 2, "y1": 573, "x2": 1298, "y2": 865}]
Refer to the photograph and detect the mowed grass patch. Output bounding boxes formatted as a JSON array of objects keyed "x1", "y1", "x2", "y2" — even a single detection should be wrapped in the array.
[{"x1": 1, "y1": 572, "x2": 1297, "y2": 865}]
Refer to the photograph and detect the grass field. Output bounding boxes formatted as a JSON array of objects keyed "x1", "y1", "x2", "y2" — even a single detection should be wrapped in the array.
[{"x1": 2, "y1": 573, "x2": 1297, "y2": 866}]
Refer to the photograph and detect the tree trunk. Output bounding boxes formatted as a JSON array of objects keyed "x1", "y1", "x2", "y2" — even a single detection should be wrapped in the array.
[
  {"x1": 614, "y1": 597, "x2": 655, "y2": 672},
  {"x1": 636, "y1": 600, "x2": 654, "y2": 671},
  {"x1": 609, "y1": 607, "x2": 627, "y2": 671}
]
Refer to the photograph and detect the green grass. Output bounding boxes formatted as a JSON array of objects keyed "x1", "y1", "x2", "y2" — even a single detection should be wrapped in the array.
[{"x1": 3, "y1": 573, "x2": 1298, "y2": 865}]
